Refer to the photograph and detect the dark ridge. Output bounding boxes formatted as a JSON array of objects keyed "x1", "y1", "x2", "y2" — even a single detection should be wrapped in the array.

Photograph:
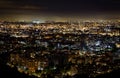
[
  {"x1": 0, "y1": 54, "x2": 37, "y2": 78},
  {"x1": 96, "y1": 68, "x2": 120, "y2": 78}
]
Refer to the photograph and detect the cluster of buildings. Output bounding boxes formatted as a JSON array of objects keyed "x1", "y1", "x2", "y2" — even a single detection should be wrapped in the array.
[{"x1": 0, "y1": 20, "x2": 120, "y2": 78}]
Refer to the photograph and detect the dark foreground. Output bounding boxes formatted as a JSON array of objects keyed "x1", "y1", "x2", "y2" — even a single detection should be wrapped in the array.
[
  {"x1": 0, "y1": 58, "x2": 120, "y2": 78},
  {"x1": 0, "y1": 66, "x2": 120, "y2": 78}
]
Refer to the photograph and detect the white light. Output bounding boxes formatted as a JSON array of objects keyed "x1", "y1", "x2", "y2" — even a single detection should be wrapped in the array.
[
  {"x1": 33, "y1": 20, "x2": 40, "y2": 24},
  {"x1": 95, "y1": 41, "x2": 100, "y2": 46}
]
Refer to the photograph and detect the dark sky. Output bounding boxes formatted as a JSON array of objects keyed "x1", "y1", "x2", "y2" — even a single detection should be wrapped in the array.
[{"x1": 0, "y1": 0, "x2": 120, "y2": 21}]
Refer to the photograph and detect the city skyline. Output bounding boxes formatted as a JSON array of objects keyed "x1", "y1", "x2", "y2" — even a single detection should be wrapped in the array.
[{"x1": 0, "y1": 0, "x2": 120, "y2": 78}]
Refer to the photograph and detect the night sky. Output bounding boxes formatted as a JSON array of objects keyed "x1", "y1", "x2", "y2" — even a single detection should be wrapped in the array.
[{"x1": 0, "y1": 0, "x2": 120, "y2": 21}]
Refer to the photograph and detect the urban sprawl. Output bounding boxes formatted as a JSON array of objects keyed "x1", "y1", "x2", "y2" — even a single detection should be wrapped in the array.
[{"x1": 0, "y1": 20, "x2": 120, "y2": 78}]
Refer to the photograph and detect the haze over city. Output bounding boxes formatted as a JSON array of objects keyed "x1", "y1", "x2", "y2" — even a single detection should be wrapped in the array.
[{"x1": 0, "y1": 0, "x2": 120, "y2": 21}]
